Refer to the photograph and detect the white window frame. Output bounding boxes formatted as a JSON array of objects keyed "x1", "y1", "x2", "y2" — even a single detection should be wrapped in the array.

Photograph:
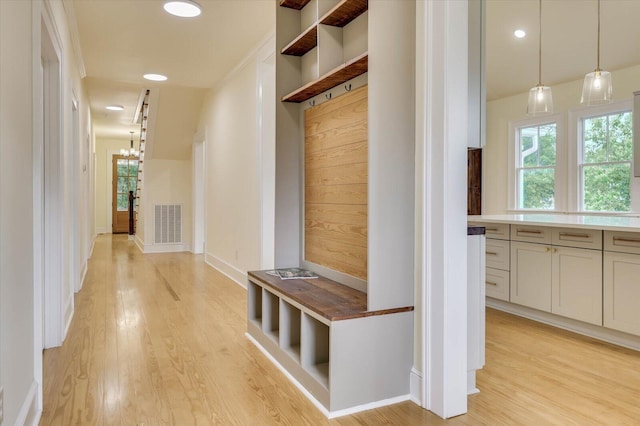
[
  {"x1": 508, "y1": 113, "x2": 565, "y2": 211},
  {"x1": 568, "y1": 100, "x2": 638, "y2": 213}
]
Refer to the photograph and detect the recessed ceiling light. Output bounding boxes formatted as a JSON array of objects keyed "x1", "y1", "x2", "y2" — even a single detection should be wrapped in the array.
[
  {"x1": 163, "y1": 0, "x2": 201, "y2": 18},
  {"x1": 105, "y1": 105, "x2": 124, "y2": 111},
  {"x1": 143, "y1": 73, "x2": 168, "y2": 82},
  {"x1": 514, "y1": 29, "x2": 526, "y2": 39}
]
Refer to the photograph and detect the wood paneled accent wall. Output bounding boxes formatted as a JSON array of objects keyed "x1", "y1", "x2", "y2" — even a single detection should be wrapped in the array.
[{"x1": 304, "y1": 85, "x2": 368, "y2": 280}]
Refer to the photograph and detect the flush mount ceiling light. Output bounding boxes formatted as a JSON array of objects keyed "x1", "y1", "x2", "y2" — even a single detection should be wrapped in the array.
[
  {"x1": 527, "y1": 0, "x2": 553, "y2": 116},
  {"x1": 581, "y1": 0, "x2": 612, "y2": 105},
  {"x1": 105, "y1": 105, "x2": 124, "y2": 111},
  {"x1": 514, "y1": 29, "x2": 526, "y2": 38},
  {"x1": 143, "y1": 73, "x2": 168, "y2": 82},
  {"x1": 163, "y1": 0, "x2": 201, "y2": 18}
]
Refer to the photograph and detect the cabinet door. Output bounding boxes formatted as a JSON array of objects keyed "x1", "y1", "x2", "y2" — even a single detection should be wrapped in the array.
[
  {"x1": 551, "y1": 247, "x2": 602, "y2": 325},
  {"x1": 604, "y1": 252, "x2": 640, "y2": 336},
  {"x1": 510, "y1": 242, "x2": 551, "y2": 312}
]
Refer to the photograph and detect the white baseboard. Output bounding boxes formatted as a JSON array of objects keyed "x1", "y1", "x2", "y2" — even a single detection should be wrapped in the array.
[
  {"x1": 63, "y1": 297, "x2": 74, "y2": 342},
  {"x1": 246, "y1": 333, "x2": 410, "y2": 418},
  {"x1": 95, "y1": 227, "x2": 107, "y2": 234},
  {"x1": 15, "y1": 380, "x2": 41, "y2": 426},
  {"x1": 78, "y1": 260, "x2": 88, "y2": 293},
  {"x1": 89, "y1": 235, "x2": 96, "y2": 258},
  {"x1": 487, "y1": 298, "x2": 640, "y2": 351},
  {"x1": 410, "y1": 367, "x2": 423, "y2": 406},
  {"x1": 136, "y1": 240, "x2": 192, "y2": 254},
  {"x1": 204, "y1": 252, "x2": 247, "y2": 289}
]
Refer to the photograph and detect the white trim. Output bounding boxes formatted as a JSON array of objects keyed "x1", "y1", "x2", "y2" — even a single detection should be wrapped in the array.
[
  {"x1": 204, "y1": 252, "x2": 247, "y2": 289},
  {"x1": 245, "y1": 333, "x2": 410, "y2": 419},
  {"x1": 487, "y1": 298, "x2": 640, "y2": 351},
  {"x1": 135, "y1": 235, "x2": 144, "y2": 253},
  {"x1": 14, "y1": 381, "x2": 41, "y2": 426},
  {"x1": 409, "y1": 367, "x2": 423, "y2": 406},
  {"x1": 138, "y1": 242, "x2": 192, "y2": 254},
  {"x1": 191, "y1": 139, "x2": 205, "y2": 254},
  {"x1": 60, "y1": 0, "x2": 85, "y2": 78},
  {"x1": 95, "y1": 227, "x2": 108, "y2": 234}
]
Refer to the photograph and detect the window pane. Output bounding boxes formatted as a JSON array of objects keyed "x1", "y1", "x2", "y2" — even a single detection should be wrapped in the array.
[
  {"x1": 519, "y1": 168, "x2": 555, "y2": 209},
  {"x1": 583, "y1": 116, "x2": 607, "y2": 163},
  {"x1": 583, "y1": 163, "x2": 631, "y2": 212},
  {"x1": 538, "y1": 124, "x2": 556, "y2": 166},
  {"x1": 117, "y1": 177, "x2": 129, "y2": 193},
  {"x1": 117, "y1": 159, "x2": 128, "y2": 176},
  {"x1": 117, "y1": 193, "x2": 129, "y2": 211},
  {"x1": 520, "y1": 127, "x2": 538, "y2": 167},
  {"x1": 129, "y1": 160, "x2": 139, "y2": 176},
  {"x1": 609, "y1": 112, "x2": 632, "y2": 162},
  {"x1": 129, "y1": 177, "x2": 137, "y2": 192}
]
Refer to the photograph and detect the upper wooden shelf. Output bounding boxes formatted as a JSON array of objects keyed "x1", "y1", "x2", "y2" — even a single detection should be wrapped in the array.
[
  {"x1": 320, "y1": 0, "x2": 368, "y2": 27},
  {"x1": 282, "y1": 52, "x2": 368, "y2": 103},
  {"x1": 279, "y1": 0, "x2": 311, "y2": 10},
  {"x1": 248, "y1": 270, "x2": 413, "y2": 321},
  {"x1": 281, "y1": 24, "x2": 318, "y2": 56}
]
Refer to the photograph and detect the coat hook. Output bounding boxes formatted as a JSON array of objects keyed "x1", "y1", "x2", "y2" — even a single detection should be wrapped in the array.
[
  {"x1": 309, "y1": 99, "x2": 315, "y2": 107},
  {"x1": 325, "y1": 92, "x2": 332, "y2": 100},
  {"x1": 345, "y1": 84, "x2": 352, "y2": 92}
]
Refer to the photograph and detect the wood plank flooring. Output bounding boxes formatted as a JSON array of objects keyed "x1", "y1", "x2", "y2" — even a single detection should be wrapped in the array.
[{"x1": 41, "y1": 235, "x2": 640, "y2": 425}]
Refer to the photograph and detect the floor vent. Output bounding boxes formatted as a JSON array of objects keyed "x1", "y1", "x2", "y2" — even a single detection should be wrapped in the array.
[{"x1": 154, "y1": 204, "x2": 182, "y2": 244}]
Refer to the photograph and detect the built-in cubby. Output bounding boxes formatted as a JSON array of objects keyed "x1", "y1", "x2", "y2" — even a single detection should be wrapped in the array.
[
  {"x1": 280, "y1": 299, "x2": 302, "y2": 362},
  {"x1": 301, "y1": 313, "x2": 330, "y2": 388},
  {"x1": 246, "y1": 271, "x2": 413, "y2": 415},
  {"x1": 248, "y1": 281, "x2": 262, "y2": 327},
  {"x1": 262, "y1": 289, "x2": 280, "y2": 342}
]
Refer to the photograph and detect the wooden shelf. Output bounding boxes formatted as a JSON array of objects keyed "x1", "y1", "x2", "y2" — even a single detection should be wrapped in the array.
[
  {"x1": 281, "y1": 52, "x2": 369, "y2": 103},
  {"x1": 281, "y1": 24, "x2": 318, "y2": 56},
  {"x1": 320, "y1": 0, "x2": 368, "y2": 27},
  {"x1": 279, "y1": 0, "x2": 311, "y2": 10}
]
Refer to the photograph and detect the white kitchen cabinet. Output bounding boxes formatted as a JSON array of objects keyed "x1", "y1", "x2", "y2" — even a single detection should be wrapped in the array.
[
  {"x1": 485, "y1": 267, "x2": 509, "y2": 301},
  {"x1": 604, "y1": 252, "x2": 640, "y2": 336},
  {"x1": 510, "y1": 241, "x2": 552, "y2": 312},
  {"x1": 551, "y1": 246, "x2": 602, "y2": 325}
]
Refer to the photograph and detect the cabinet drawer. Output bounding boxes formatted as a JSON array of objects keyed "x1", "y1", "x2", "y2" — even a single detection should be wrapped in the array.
[
  {"x1": 485, "y1": 239, "x2": 509, "y2": 271},
  {"x1": 485, "y1": 267, "x2": 509, "y2": 301},
  {"x1": 604, "y1": 231, "x2": 640, "y2": 255},
  {"x1": 511, "y1": 225, "x2": 551, "y2": 244},
  {"x1": 483, "y1": 223, "x2": 510, "y2": 240},
  {"x1": 552, "y1": 228, "x2": 602, "y2": 250}
]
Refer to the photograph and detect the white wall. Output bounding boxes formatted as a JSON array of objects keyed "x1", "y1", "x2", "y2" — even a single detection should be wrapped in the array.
[
  {"x1": 0, "y1": 0, "x2": 92, "y2": 422},
  {"x1": 197, "y1": 38, "x2": 274, "y2": 286},
  {"x1": 94, "y1": 137, "x2": 131, "y2": 233},
  {"x1": 139, "y1": 158, "x2": 193, "y2": 252},
  {"x1": 485, "y1": 64, "x2": 640, "y2": 214}
]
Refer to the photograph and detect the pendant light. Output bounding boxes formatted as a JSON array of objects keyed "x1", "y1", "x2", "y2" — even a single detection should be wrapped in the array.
[
  {"x1": 120, "y1": 132, "x2": 140, "y2": 158},
  {"x1": 527, "y1": 0, "x2": 553, "y2": 116},
  {"x1": 581, "y1": 0, "x2": 612, "y2": 105}
]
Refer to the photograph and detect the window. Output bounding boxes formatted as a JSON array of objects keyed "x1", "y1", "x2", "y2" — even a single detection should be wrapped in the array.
[
  {"x1": 515, "y1": 122, "x2": 557, "y2": 209},
  {"x1": 579, "y1": 111, "x2": 632, "y2": 212}
]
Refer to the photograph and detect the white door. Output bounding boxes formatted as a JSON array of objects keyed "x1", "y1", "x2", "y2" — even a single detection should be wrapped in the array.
[
  {"x1": 510, "y1": 241, "x2": 552, "y2": 312},
  {"x1": 604, "y1": 251, "x2": 640, "y2": 335}
]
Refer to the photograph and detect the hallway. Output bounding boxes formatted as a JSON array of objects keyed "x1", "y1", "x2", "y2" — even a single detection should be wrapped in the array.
[{"x1": 40, "y1": 235, "x2": 640, "y2": 425}]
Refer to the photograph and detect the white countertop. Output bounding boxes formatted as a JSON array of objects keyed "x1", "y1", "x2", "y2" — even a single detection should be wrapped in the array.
[{"x1": 468, "y1": 213, "x2": 640, "y2": 232}]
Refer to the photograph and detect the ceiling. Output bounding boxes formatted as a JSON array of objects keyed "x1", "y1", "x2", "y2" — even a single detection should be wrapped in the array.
[
  {"x1": 72, "y1": 0, "x2": 640, "y2": 157},
  {"x1": 486, "y1": 0, "x2": 640, "y2": 101},
  {"x1": 73, "y1": 0, "x2": 274, "y2": 159}
]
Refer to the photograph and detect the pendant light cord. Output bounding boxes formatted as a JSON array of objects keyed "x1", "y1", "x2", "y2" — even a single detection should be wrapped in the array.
[
  {"x1": 596, "y1": 0, "x2": 601, "y2": 70},
  {"x1": 538, "y1": 0, "x2": 542, "y2": 86}
]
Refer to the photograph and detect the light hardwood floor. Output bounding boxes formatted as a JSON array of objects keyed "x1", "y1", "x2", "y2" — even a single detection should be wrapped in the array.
[{"x1": 41, "y1": 235, "x2": 640, "y2": 425}]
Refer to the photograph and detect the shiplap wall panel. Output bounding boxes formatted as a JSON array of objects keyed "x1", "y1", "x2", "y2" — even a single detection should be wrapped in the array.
[{"x1": 304, "y1": 85, "x2": 368, "y2": 280}]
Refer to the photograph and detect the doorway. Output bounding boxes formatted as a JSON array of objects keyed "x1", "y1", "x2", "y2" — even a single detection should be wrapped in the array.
[{"x1": 112, "y1": 155, "x2": 138, "y2": 234}]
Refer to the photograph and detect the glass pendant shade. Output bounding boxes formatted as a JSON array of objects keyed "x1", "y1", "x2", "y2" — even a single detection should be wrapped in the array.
[
  {"x1": 581, "y1": 69, "x2": 612, "y2": 105},
  {"x1": 527, "y1": 84, "x2": 554, "y2": 116}
]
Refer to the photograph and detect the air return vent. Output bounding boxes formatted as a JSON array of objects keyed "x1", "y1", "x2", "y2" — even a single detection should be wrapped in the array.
[{"x1": 154, "y1": 204, "x2": 182, "y2": 244}]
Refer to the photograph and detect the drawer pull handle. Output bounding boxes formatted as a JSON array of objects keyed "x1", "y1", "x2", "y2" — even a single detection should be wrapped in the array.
[
  {"x1": 486, "y1": 227, "x2": 499, "y2": 232},
  {"x1": 559, "y1": 232, "x2": 590, "y2": 239},
  {"x1": 517, "y1": 229, "x2": 543, "y2": 235},
  {"x1": 485, "y1": 281, "x2": 498, "y2": 286},
  {"x1": 613, "y1": 237, "x2": 640, "y2": 244},
  {"x1": 486, "y1": 251, "x2": 498, "y2": 256}
]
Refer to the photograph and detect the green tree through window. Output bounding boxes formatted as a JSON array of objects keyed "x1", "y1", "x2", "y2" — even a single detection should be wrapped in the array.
[
  {"x1": 581, "y1": 111, "x2": 632, "y2": 212},
  {"x1": 517, "y1": 123, "x2": 556, "y2": 209}
]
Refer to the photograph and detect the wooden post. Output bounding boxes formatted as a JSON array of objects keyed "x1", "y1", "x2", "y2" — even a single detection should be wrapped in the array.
[{"x1": 128, "y1": 190, "x2": 135, "y2": 235}]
